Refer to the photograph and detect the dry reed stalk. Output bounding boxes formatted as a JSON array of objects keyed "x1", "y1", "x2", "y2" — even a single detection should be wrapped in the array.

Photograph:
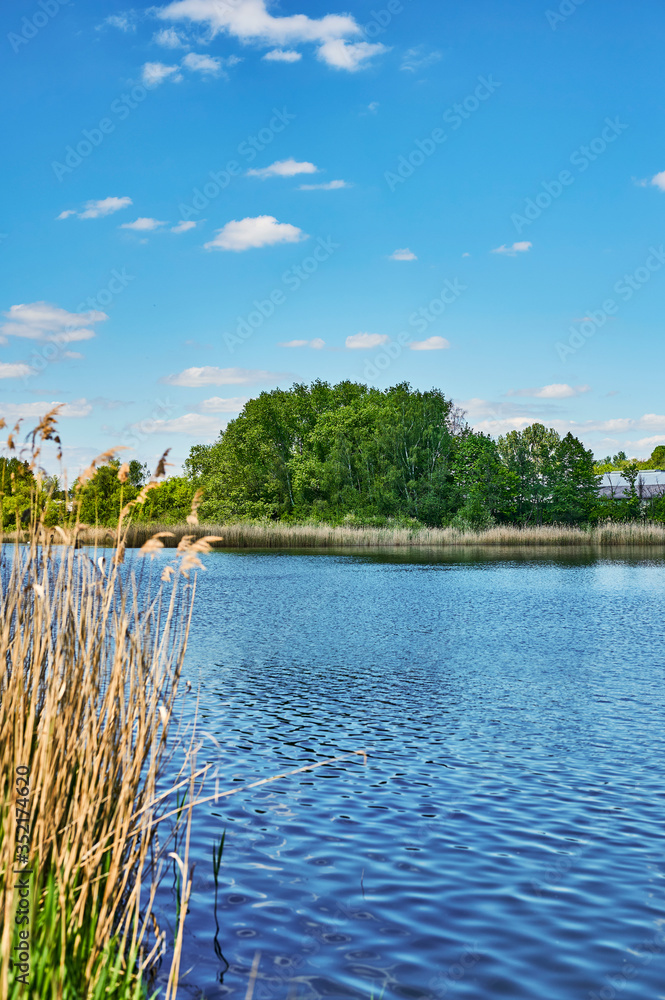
[
  {"x1": 0, "y1": 531, "x2": 197, "y2": 996},
  {"x1": 70, "y1": 519, "x2": 665, "y2": 551},
  {"x1": 244, "y1": 951, "x2": 261, "y2": 1000},
  {"x1": 0, "y1": 429, "x2": 204, "y2": 999},
  {"x1": 0, "y1": 421, "x2": 374, "y2": 999}
]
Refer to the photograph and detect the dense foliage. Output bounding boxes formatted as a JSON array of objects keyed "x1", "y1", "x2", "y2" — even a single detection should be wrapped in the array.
[
  {"x1": 7, "y1": 383, "x2": 664, "y2": 531},
  {"x1": 594, "y1": 443, "x2": 665, "y2": 473},
  {"x1": 0, "y1": 458, "x2": 62, "y2": 529},
  {"x1": 185, "y1": 381, "x2": 465, "y2": 525},
  {"x1": 181, "y1": 380, "x2": 663, "y2": 528},
  {"x1": 74, "y1": 459, "x2": 196, "y2": 526}
]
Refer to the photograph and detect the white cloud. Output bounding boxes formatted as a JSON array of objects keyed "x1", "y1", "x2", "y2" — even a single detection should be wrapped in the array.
[
  {"x1": 299, "y1": 180, "x2": 348, "y2": 191},
  {"x1": 585, "y1": 418, "x2": 635, "y2": 432},
  {"x1": 134, "y1": 413, "x2": 227, "y2": 436},
  {"x1": 79, "y1": 196, "x2": 133, "y2": 219},
  {"x1": 144, "y1": 50, "x2": 240, "y2": 84},
  {"x1": 120, "y1": 217, "x2": 168, "y2": 231},
  {"x1": 317, "y1": 38, "x2": 387, "y2": 70},
  {"x1": 400, "y1": 47, "x2": 442, "y2": 72},
  {"x1": 491, "y1": 241, "x2": 532, "y2": 256},
  {"x1": 0, "y1": 362, "x2": 33, "y2": 379},
  {"x1": 459, "y1": 404, "x2": 665, "y2": 448},
  {"x1": 198, "y1": 396, "x2": 249, "y2": 412},
  {"x1": 156, "y1": 0, "x2": 387, "y2": 70},
  {"x1": 472, "y1": 415, "x2": 551, "y2": 436},
  {"x1": 507, "y1": 384, "x2": 591, "y2": 399},
  {"x1": 345, "y1": 333, "x2": 389, "y2": 349},
  {"x1": 141, "y1": 62, "x2": 182, "y2": 86},
  {"x1": 171, "y1": 220, "x2": 198, "y2": 233},
  {"x1": 367, "y1": 101, "x2": 379, "y2": 114},
  {"x1": 1, "y1": 302, "x2": 107, "y2": 343},
  {"x1": 0, "y1": 398, "x2": 92, "y2": 421},
  {"x1": 410, "y1": 336, "x2": 450, "y2": 351},
  {"x1": 389, "y1": 248, "x2": 417, "y2": 261},
  {"x1": 154, "y1": 26, "x2": 189, "y2": 48},
  {"x1": 163, "y1": 366, "x2": 285, "y2": 387},
  {"x1": 58, "y1": 196, "x2": 133, "y2": 221},
  {"x1": 103, "y1": 13, "x2": 136, "y2": 32},
  {"x1": 637, "y1": 171, "x2": 665, "y2": 192},
  {"x1": 204, "y1": 215, "x2": 306, "y2": 251},
  {"x1": 279, "y1": 338, "x2": 325, "y2": 349},
  {"x1": 182, "y1": 51, "x2": 223, "y2": 75},
  {"x1": 461, "y1": 399, "x2": 532, "y2": 419},
  {"x1": 247, "y1": 158, "x2": 318, "y2": 179},
  {"x1": 632, "y1": 435, "x2": 665, "y2": 450},
  {"x1": 63, "y1": 351, "x2": 84, "y2": 360},
  {"x1": 635, "y1": 413, "x2": 665, "y2": 430},
  {"x1": 263, "y1": 49, "x2": 302, "y2": 62}
]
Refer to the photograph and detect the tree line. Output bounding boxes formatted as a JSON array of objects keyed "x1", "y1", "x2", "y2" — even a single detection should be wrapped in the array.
[{"x1": 3, "y1": 381, "x2": 664, "y2": 530}]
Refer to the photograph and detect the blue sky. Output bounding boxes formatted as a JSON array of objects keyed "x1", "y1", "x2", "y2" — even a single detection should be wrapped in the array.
[{"x1": 2, "y1": 0, "x2": 665, "y2": 472}]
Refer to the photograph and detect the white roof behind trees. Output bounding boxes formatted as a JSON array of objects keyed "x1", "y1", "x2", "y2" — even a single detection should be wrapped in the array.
[{"x1": 599, "y1": 470, "x2": 665, "y2": 498}]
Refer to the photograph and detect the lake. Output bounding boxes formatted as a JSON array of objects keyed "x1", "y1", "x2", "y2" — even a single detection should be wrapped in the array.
[{"x1": 156, "y1": 550, "x2": 665, "y2": 1000}]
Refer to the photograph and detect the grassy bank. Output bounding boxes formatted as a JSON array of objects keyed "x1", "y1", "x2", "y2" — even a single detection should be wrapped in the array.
[{"x1": 49, "y1": 519, "x2": 665, "y2": 549}]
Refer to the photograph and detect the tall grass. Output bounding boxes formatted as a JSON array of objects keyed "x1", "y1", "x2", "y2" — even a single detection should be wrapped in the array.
[
  {"x1": 0, "y1": 414, "x2": 373, "y2": 998},
  {"x1": 0, "y1": 415, "x2": 210, "y2": 999},
  {"x1": 60, "y1": 519, "x2": 665, "y2": 550}
]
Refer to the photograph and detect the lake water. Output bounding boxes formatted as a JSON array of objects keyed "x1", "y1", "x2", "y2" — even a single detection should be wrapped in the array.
[{"x1": 157, "y1": 550, "x2": 665, "y2": 1000}]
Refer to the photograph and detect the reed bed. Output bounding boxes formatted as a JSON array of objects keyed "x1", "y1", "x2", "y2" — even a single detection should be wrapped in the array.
[
  {"x1": 0, "y1": 414, "x2": 373, "y2": 998},
  {"x1": 0, "y1": 415, "x2": 210, "y2": 999},
  {"x1": 54, "y1": 519, "x2": 665, "y2": 550},
  {"x1": 0, "y1": 527, "x2": 208, "y2": 999}
]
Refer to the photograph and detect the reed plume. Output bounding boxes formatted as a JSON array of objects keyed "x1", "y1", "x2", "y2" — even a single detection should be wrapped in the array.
[{"x1": 0, "y1": 426, "x2": 202, "y2": 999}]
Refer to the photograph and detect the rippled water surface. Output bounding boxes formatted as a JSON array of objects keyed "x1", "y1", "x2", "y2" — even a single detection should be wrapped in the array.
[{"x1": 160, "y1": 551, "x2": 665, "y2": 999}]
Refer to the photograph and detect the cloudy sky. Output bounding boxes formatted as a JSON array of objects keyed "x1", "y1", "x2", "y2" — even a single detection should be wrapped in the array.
[{"x1": 2, "y1": 0, "x2": 665, "y2": 471}]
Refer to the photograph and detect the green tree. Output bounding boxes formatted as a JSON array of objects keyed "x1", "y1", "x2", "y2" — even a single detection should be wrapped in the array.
[
  {"x1": 497, "y1": 424, "x2": 561, "y2": 524},
  {"x1": 649, "y1": 445, "x2": 665, "y2": 468},
  {"x1": 450, "y1": 433, "x2": 512, "y2": 528},
  {"x1": 0, "y1": 458, "x2": 36, "y2": 528},
  {"x1": 134, "y1": 477, "x2": 196, "y2": 524},
  {"x1": 74, "y1": 459, "x2": 146, "y2": 526},
  {"x1": 549, "y1": 433, "x2": 600, "y2": 524},
  {"x1": 186, "y1": 381, "x2": 460, "y2": 525}
]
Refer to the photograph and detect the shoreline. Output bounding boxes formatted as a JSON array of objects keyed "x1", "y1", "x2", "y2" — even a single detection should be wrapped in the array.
[{"x1": 8, "y1": 520, "x2": 665, "y2": 549}]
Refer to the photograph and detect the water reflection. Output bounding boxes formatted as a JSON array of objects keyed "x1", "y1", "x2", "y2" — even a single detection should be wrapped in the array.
[{"x1": 149, "y1": 551, "x2": 665, "y2": 1000}]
